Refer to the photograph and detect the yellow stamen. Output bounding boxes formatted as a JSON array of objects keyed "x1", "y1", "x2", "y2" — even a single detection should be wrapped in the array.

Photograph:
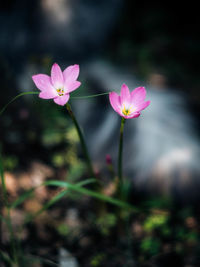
[
  {"x1": 122, "y1": 104, "x2": 134, "y2": 116},
  {"x1": 56, "y1": 88, "x2": 64, "y2": 96}
]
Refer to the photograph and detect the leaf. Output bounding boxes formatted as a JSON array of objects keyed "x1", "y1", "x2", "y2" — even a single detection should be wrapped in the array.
[
  {"x1": 25, "y1": 189, "x2": 68, "y2": 223},
  {"x1": 44, "y1": 179, "x2": 138, "y2": 212},
  {"x1": 10, "y1": 188, "x2": 35, "y2": 209},
  {"x1": 43, "y1": 178, "x2": 96, "y2": 188},
  {"x1": 26, "y1": 178, "x2": 96, "y2": 222},
  {"x1": 0, "y1": 250, "x2": 13, "y2": 265}
]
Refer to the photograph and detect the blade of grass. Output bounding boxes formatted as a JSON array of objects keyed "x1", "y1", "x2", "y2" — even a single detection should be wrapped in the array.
[
  {"x1": 24, "y1": 254, "x2": 59, "y2": 266},
  {"x1": 25, "y1": 178, "x2": 97, "y2": 223},
  {"x1": 25, "y1": 189, "x2": 68, "y2": 223},
  {"x1": 11, "y1": 178, "x2": 96, "y2": 211},
  {"x1": 10, "y1": 188, "x2": 35, "y2": 209},
  {"x1": 0, "y1": 250, "x2": 13, "y2": 265},
  {"x1": 76, "y1": 178, "x2": 97, "y2": 187},
  {"x1": 45, "y1": 180, "x2": 138, "y2": 212}
]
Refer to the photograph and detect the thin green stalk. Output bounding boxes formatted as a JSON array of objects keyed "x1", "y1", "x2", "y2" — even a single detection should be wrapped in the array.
[
  {"x1": 0, "y1": 91, "x2": 39, "y2": 116},
  {"x1": 116, "y1": 118, "x2": 133, "y2": 243},
  {"x1": 71, "y1": 92, "x2": 109, "y2": 99},
  {"x1": 0, "y1": 91, "x2": 109, "y2": 117},
  {"x1": 118, "y1": 117, "x2": 126, "y2": 190},
  {"x1": 66, "y1": 103, "x2": 95, "y2": 178}
]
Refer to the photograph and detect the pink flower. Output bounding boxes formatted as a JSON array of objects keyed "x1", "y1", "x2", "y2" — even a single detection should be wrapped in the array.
[
  {"x1": 109, "y1": 84, "x2": 150, "y2": 119},
  {"x1": 32, "y1": 63, "x2": 81, "y2": 106}
]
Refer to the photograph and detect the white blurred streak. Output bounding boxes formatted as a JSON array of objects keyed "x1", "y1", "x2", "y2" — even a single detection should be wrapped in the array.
[{"x1": 41, "y1": 0, "x2": 72, "y2": 24}]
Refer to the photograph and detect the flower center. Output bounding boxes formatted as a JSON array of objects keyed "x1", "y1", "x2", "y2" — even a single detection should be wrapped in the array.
[
  {"x1": 122, "y1": 104, "x2": 134, "y2": 116},
  {"x1": 56, "y1": 88, "x2": 64, "y2": 96}
]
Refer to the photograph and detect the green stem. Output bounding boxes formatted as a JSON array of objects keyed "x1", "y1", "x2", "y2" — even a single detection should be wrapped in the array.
[
  {"x1": 118, "y1": 117, "x2": 126, "y2": 192},
  {"x1": 66, "y1": 103, "x2": 95, "y2": 178},
  {"x1": 71, "y1": 92, "x2": 109, "y2": 99},
  {"x1": 0, "y1": 91, "x2": 38, "y2": 116},
  {"x1": 0, "y1": 91, "x2": 109, "y2": 117}
]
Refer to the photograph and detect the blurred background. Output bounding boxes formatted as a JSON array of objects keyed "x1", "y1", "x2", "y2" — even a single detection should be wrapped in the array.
[{"x1": 0, "y1": 1, "x2": 200, "y2": 266}]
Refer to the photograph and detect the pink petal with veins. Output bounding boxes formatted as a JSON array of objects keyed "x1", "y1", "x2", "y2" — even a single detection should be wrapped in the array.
[
  {"x1": 39, "y1": 90, "x2": 57, "y2": 99},
  {"x1": 109, "y1": 92, "x2": 121, "y2": 113},
  {"x1": 135, "y1": 100, "x2": 151, "y2": 111},
  {"x1": 63, "y1": 64, "x2": 80, "y2": 84},
  {"x1": 51, "y1": 63, "x2": 64, "y2": 89},
  {"x1": 120, "y1": 84, "x2": 131, "y2": 105},
  {"x1": 53, "y1": 94, "x2": 70, "y2": 106},
  {"x1": 131, "y1": 86, "x2": 146, "y2": 104},
  {"x1": 65, "y1": 81, "x2": 81, "y2": 94},
  {"x1": 32, "y1": 74, "x2": 54, "y2": 92}
]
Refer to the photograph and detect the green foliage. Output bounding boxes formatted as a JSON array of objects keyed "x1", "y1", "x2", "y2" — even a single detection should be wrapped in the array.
[
  {"x1": 140, "y1": 237, "x2": 161, "y2": 256},
  {"x1": 65, "y1": 126, "x2": 79, "y2": 144},
  {"x1": 186, "y1": 231, "x2": 198, "y2": 243},
  {"x1": 90, "y1": 253, "x2": 105, "y2": 267},
  {"x1": 67, "y1": 162, "x2": 86, "y2": 182},
  {"x1": 160, "y1": 224, "x2": 171, "y2": 237},
  {"x1": 51, "y1": 126, "x2": 82, "y2": 169},
  {"x1": 142, "y1": 196, "x2": 172, "y2": 210},
  {"x1": 96, "y1": 213, "x2": 117, "y2": 236},
  {"x1": 176, "y1": 227, "x2": 198, "y2": 243},
  {"x1": 176, "y1": 227, "x2": 187, "y2": 240},
  {"x1": 41, "y1": 122, "x2": 79, "y2": 147},
  {"x1": 2, "y1": 155, "x2": 18, "y2": 171},
  {"x1": 57, "y1": 223, "x2": 70, "y2": 236},
  {"x1": 143, "y1": 213, "x2": 169, "y2": 232},
  {"x1": 42, "y1": 130, "x2": 66, "y2": 146}
]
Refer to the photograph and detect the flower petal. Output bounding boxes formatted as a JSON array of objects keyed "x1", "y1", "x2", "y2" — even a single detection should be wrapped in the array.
[
  {"x1": 120, "y1": 84, "x2": 131, "y2": 105},
  {"x1": 135, "y1": 100, "x2": 151, "y2": 111},
  {"x1": 65, "y1": 81, "x2": 81, "y2": 93},
  {"x1": 109, "y1": 92, "x2": 121, "y2": 114},
  {"x1": 51, "y1": 63, "x2": 64, "y2": 89},
  {"x1": 39, "y1": 90, "x2": 57, "y2": 99},
  {"x1": 126, "y1": 112, "x2": 141, "y2": 119},
  {"x1": 32, "y1": 74, "x2": 54, "y2": 92},
  {"x1": 63, "y1": 64, "x2": 80, "y2": 84},
  {"x1": 53, "y1": 94, "x2": 70, "y2": 106},
  {"x1": 131, "y1": 86, "x2": 146, "y2": 104}
]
